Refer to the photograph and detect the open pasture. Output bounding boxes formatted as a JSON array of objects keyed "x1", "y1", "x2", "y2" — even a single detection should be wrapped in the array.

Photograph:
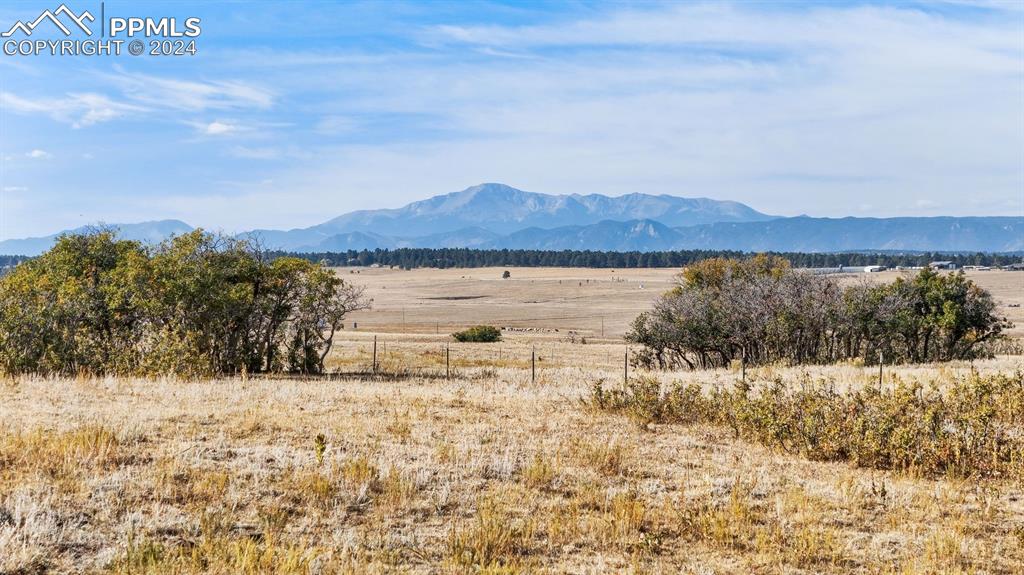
[
  {"x1": 0, "y1": 266, "x2": 1021, "y2": 574},
  {"x1": 339, "y1": 267, "x2": 1024, "y2": 340}
]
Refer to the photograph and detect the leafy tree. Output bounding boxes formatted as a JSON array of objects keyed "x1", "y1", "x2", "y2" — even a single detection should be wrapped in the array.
[
  {"x1": 628, "y1": 260, "x2": 1010, "y2": 370},
  {"x1": 0, "y1": 230, "x2": 368, "y2": 377},
  {"x1": 0, "y1": 230, "x2": 152, "y2": 375}
]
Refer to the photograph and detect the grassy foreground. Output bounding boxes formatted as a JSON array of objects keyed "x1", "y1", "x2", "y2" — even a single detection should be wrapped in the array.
[{"x1": 1, "y1": 359, "x2": 1022, "y2": 574}]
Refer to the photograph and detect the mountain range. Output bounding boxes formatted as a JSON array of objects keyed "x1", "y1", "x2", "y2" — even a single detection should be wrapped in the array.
[
  {"x1": 240, "y1": 183, "x2": 776, "y2": 250},
  {"x1": 1, "y1": 183, "x2": 1020, "y2": 255}
]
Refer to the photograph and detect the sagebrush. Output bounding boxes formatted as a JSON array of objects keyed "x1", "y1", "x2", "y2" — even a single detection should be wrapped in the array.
[
  {"x1": 591, "y1": 370, "x2": 1024, "y2": 479},
  {"x1": 452, "y1": 325, "x2": 503, "y2": 343}
]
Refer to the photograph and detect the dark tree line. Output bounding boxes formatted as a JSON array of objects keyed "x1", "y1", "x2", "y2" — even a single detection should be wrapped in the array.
[
  {"x1": 276, "y1": 248, "x2": 1023, "y2": 270},
  {"x1": 6, "y1": 248, "x2": 1020, "y2": 273},
  {"x1": 628, "y1": 256, "x2": 1012, "y2": 370},
  {"x1": 0, "y1": 230, "x2": 368, "y2": 377}
]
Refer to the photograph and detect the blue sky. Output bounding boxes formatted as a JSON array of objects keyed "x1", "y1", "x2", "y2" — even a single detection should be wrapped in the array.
[{"x1": 0, "y1": 0, "x2": 1021, "y2": 240}]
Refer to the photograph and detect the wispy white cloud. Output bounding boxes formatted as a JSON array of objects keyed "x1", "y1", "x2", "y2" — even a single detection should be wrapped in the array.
[
  {"x1": 185, "y1": 119, "x2": 247, "y2": 136},
  {"x1": 1, "y1": 91, "x2": 146, "y2": 128},
  {"x1": 25, "y1": 149, "x2": 52, "y2": 159},
  {"x1": 429, "y1": 3, "x2": 1020, "y2": 59},
  {"x1": 227, "y1": 145, "x2": 314, "y2": 161},
  {"x1": 1, "y1": 68, "x2": 272, "y2": 131},
  {"x1": 183, "y1": 118, "x2": 293, "y2": 140},
  {"x1": 105, "y1": 68, "x2": 274, "y2": 112}
]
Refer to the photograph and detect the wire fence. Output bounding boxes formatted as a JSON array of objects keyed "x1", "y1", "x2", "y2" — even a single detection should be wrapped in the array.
[
  {"x1": 241, "y1": 334, "x2": 635, "y2": 385},
  {"x1": 338, "y1": 313, "x2": 622, "y2": 339}
]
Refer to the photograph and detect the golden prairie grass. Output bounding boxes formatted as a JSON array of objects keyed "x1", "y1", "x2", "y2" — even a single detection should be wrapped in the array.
[{"x1": 0, "y1": 355, "x2": 1021, "y2": 574}]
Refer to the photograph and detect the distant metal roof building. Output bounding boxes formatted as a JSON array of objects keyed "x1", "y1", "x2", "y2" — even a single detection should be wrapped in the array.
[{"x1": 928, "y1": 261, "x2": 956, "y2": 269}]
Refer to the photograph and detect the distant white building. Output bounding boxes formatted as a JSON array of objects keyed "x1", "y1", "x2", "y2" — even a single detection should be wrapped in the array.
[
  {"x1": 863, "y1": 265, "x2": 886, "y2": 273},
  {"x1": 928, "y1": 261, "x2": 956, "y2": 270}
]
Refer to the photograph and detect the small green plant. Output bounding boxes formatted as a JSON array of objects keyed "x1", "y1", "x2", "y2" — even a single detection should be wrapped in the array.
[
  {"x1": 313, "y1": 433, "x2": 327, "y2": 466},
  {"x1": 452, "y1": 325, "x2": 502, "y2": 343}
]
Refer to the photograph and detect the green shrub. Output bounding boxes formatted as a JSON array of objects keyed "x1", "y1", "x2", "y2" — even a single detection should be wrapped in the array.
[
  {"x1": 452, "y1": 325, "x2": 502, "y2": 343},
  {"x1": 590, "y1": 371, "x2": 1024, "y2": 479}
]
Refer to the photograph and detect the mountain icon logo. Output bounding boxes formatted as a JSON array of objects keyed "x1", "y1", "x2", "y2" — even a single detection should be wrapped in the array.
[{"x1": 2, "y1": 4, "x2": 95, "y2": 37}]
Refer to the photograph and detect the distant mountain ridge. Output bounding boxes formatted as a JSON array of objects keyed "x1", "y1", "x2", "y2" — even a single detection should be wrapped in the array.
[
  {"x1": 243, "y1": 183, "x2": 776, "y2": 249},
  {"x1": 0, "y1": 184, "x2": 1020, "y2": 255},
  {"x1": 670, "y1": 216, "x2": 1024, "y2": 252},
  {"x1": 0, "y1": 220, "x2": 193, "y2": 256}
]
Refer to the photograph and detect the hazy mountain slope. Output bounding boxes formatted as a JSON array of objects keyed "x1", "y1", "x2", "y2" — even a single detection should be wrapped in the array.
[
  {"x1": 0, "y1": 220, "x2": 193, "y2": 256},
  {"x1": 239, "y1": 228, "x2": 333, "y2": 251},
  {"x1": 672, "y1": 216, "x2": 1024, "y2": 252},
  {"x1": 397, "y1": 227, "x2": 501, "y2": 249},
  {"x1": 482, "y1": 220, "x2": 684, "y2": 251},
  {"x1": 296, "y1": 231, "x2": 396, "y2": 252},
  {"x1": 569, "y1": 193, "x2": 768, "y2": 227}
]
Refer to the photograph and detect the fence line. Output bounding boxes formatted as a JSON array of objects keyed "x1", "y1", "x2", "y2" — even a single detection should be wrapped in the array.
[{"x1": 235, "y1": 337, "x2": 636, "y2": 385}]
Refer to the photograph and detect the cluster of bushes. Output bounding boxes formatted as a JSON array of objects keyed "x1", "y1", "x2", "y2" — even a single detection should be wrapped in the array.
[
  {"x1": 452, "y1": 325, "x2": 502, "y2": 343},
  {"x1": 590, "y1": 371, "x2": 1024, "y2": 479},
  {"x1": 0, "y1": 230, "x2": 367, "y2": 377},
  {"x1": 628, "y1": 255, "x2": 1010, "y2": 369}
]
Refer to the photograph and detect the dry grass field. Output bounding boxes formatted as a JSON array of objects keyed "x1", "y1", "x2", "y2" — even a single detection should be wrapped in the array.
[
  {"x1": 339, "y1": 267, "x2": 1024, "y2": 339},
  {"x1": 1, "y1": 267, "x2": 1022, "y2": 574}
]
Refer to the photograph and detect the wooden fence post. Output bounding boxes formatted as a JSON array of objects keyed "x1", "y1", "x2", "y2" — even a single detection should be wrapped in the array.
[
  {"x1": 372, "y1": 335, "x2": 378, "y2": 373},
  {"x1": 531, "y1": 346, "x2": 536, "y2": 384},
  {"x1": 446, "y1": 345, "x2": 450, "y2": 379}
]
